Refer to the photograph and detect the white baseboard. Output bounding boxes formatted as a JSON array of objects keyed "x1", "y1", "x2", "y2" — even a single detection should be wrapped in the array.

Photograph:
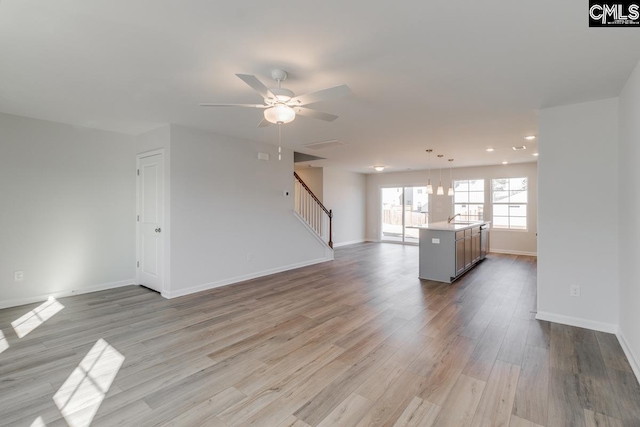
[
  {"x1": 334, "y1": 239, "x2": 367, "y2": 248},
  {"x1": 535, "y1": 311, "x2": 618, "y2": 334},
  {"x1": 490, "y1": 249, "x2": 538, "y2": 257},
  {"x1": 0, "y1": 279, "x2": 135, "y2": 309},
  {"x1": 163, "y1": 257, "x2": 333, "y2": 299},
  {"x1": 617, "y1": 330, "x2": 640, "y2": 383}
]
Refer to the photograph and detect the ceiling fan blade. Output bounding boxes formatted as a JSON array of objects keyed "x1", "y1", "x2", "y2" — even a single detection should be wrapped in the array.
[
  {"x1": 294, "y1": 107, "x2": 339, "y2": 122},
  {"x1": 257, "y1": 118, "x2": 271, "y2": 128},
  {"x1": 289, "y1": 84, "x2": 351, "y2": 106},
  {"x1": 199, "y1": 103, "x2": 267, "y2": 108},
  {"x1": 236, "y1": 74, "x2": 280, "y2": 101}
]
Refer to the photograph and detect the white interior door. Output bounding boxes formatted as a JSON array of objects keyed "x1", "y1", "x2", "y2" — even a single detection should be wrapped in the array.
[{"x1": 137, "y1": 153, "x2": 164, "y2": 293}]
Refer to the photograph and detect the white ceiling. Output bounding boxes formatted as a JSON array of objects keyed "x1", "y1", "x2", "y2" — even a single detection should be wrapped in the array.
[{"x1": 1, "y1": 1, "x2": 639, "y2": 173}]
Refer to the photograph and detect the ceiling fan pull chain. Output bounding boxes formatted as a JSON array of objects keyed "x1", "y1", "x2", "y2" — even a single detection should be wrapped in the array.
[{"x1": 278, "y1": 123, "x2": 282, "y2": 161}]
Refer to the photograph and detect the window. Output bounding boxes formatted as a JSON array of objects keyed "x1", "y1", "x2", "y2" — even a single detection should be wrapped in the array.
[
  {"x1": 453, "y1": 180, "x2": 485, "y2": 221},
  {"x1": 492, "y1": 178, "x2": 527, "y2": 230}
]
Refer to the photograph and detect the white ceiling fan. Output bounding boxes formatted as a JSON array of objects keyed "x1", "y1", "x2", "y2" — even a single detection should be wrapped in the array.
[{"x1": 199, "y1": 69, "x2": 351, "y2": 127}]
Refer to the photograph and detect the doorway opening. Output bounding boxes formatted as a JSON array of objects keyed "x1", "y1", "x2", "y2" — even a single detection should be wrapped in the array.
[{"x1": 381, "y1": 186, "x2": 428, "y2": 244}]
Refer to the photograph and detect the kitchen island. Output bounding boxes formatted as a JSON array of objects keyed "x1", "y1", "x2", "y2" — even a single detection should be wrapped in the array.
[{"x1": 407, "y1": 221, "x2": 490, "y2": 283}]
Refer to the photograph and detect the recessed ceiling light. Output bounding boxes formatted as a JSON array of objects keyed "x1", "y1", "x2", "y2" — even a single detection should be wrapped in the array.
[
  {"x1": 512, "y1": 146, "x2": 526, "y2": 151},
  {"x1": 533, "y1": 153, "x2": 539, "y2": 156},
  {"x1": 502, "y1": 161, "x2": 508, "y2": 165},
  {"x1": 374, "y1": 166, "x2": 385, "y2": 172},
  {"x1": 486, "y1": 148, "x2": 495, "y2": 152},
  {"x1": 524, "y1": 135, "x2": 536, "y2": 140}
]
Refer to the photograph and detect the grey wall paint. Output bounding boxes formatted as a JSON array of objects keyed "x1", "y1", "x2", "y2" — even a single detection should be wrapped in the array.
[
  {"x1": 538, "y1": 98, "x2": 619, "y2": 328},
  {"x1": 322, "y1": 167, "x2": 366, "y2": 246},
  {"x1": 294, "y1": 166, "x2": 323, "y2": 203},
  {"x1": 618, "y1": 61, "x2": 640, "y2": 372},
  {"x1": 0, "y1": 113, "x2": 136, "y2": 306},
  {"x1": 168, "y1": 125, "x2": 329, "y2": 295}
]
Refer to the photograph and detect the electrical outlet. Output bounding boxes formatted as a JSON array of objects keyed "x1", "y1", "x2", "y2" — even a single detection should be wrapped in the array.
[
  {"x1": 246, "y1": 252, "x2": 252, "y2": 262},
  {"x1": 432, "y1": 238, "x2": 440, "y2": 244},
  {"x1": 570, "y1": 284, "x2": 581, "y2": 297},
  {"x1": 14, "y1": 270, "x2": 24, "y2": 282}
]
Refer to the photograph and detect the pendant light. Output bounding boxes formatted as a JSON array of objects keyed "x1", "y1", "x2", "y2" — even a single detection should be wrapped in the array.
[
  {"x1": 436, "y1": 154, "x2": 444, "y2": 195},
  {"x1": 447, "y1": 159, "x2": 454, "y2": 196},
  {"x1": 425, "y1": 149, "x2": 433, "y2": 194}
]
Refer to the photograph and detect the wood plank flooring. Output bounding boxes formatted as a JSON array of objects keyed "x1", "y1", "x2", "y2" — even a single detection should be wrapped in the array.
[{"x1": 1, "y1": 243, "x2": 639, "y2": 426}]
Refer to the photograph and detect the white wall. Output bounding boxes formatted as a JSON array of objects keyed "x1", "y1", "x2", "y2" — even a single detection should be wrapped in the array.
[
  {"x1": 365, "y1": 163, "x2": 538, "y2": 255},
  {"x1": 322, "y1": 167, "x2": 367, "y2": 247},
  {"x1": 0, "y1": 113, "x2": 136, "y2": 307},
  {"x1": 167, "y1": 125, "x2": 331, "y2": 297},
  {"x1": 618, "y1": 61, "x2": 640, "y2": 375},
  {"x1": 294, "y1": 166, "x2": 323, "y2": 202},
  {"x1": 538, "y1": 97, "x2": 619, "y2": 332}
]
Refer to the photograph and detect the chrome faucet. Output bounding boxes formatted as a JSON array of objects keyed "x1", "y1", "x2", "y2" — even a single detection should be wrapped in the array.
[{"x1": 447, "y1": 213, "x2": 461, "y2": 223}]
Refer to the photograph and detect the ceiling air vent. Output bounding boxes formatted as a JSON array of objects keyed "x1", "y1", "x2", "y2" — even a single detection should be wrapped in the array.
[
  {"x1": 303, "y1": 139, "x2": 346, "y2": 150},
  {"x1": 512, "y1": 146, "x2": 527, "y2": 151}
]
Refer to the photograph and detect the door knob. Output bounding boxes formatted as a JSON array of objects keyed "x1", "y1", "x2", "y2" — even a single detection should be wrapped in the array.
[{"x1": 155, "y1": 228, "x2": 161, "y2": 233}]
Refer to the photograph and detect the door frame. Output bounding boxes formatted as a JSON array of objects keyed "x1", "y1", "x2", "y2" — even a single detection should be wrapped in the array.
[{"x1": 136, "y1": 148, "x2": 169, "y2": 297}]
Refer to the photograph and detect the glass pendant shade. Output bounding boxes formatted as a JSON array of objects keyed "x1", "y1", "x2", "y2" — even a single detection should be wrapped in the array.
[
  {"x1": 447, "y1": 187, "x2": 454, "y2": 196},
  {"x1": 264, "y1": 105, "x2": 295, "y2": 124},
  {"x1": 426, "y1": 180, "x2": 433, "y2": 194},
  {"x1": 437, "y1": 184, "x2": 444, "y2": 196}
]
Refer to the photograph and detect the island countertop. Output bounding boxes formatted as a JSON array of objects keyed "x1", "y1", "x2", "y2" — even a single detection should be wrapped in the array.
[{"x1": 406, "y1": 221, "x2": 490, "y2": 232}]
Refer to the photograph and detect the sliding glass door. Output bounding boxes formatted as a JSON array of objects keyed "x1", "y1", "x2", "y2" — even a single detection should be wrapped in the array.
[{"x1": 381, "y1": 186, "x2": 428, "y2": 244}]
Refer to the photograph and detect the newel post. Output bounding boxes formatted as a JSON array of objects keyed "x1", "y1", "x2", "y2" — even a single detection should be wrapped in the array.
[{"x1": 328, "y1": 209, "x2": 333, "y2": 248}]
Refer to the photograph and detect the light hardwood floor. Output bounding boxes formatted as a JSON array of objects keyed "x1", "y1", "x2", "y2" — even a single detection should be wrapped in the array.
[{"x1": 1, "y1": 243, "x2": 639, "y2": 426}]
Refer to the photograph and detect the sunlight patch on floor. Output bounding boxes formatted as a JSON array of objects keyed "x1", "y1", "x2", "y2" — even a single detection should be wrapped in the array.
[
  {"x1": 0, "y1": 330, "x2": 8, "y2": 354},
  {"x1": 53, "y1": 338, "x2": 125, "y2": 427},
  {"x1": 11, "y1": 296, "x2": 65, "y2": 338},
  {"x1": 30, "y1": 416, "x2": 47, "y2": 426}
]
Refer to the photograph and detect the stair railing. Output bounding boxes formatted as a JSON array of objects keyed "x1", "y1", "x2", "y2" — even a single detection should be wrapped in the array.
[{"x1": 294, "y1": 172, "x2": 333, "y2": 248}]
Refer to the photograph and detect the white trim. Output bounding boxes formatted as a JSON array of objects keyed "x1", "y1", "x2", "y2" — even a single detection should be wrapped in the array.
[
  {"x1": 334, "y1": 239, "x2": 367, "y2": 248},
  {"x1": 617, "y1": 330, "x2": 640, "y2": 382},
  {"x1": 490, "y1": 248, "x2": 537, "y2": 256},
  {"x1": 535, "y1": 311, "x2": 618, "y2": 334},
  {"x1": 293, "y1": 211, "x2": 335, "y2": 256},
  {"x1": 162, "y1": 257, "x2": 332, "y2": 299},
  {"x1": 0, "y1": 279, "x2": 135, "y2": 309}
]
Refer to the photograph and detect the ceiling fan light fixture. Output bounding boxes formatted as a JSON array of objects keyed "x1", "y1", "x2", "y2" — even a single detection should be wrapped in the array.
[{"x1": 264, "y1": 104, "x2": 296, "y2": 124}]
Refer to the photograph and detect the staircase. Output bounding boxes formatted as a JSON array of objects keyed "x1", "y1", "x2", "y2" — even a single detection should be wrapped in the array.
[{"x1": 294, "y1": 172, "x2": 333, "y2": 248}]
